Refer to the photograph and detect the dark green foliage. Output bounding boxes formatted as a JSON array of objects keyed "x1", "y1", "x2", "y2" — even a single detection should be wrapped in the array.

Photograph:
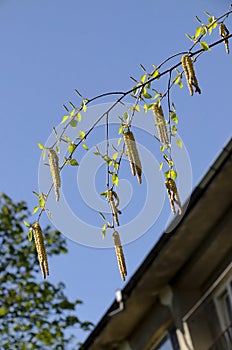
[{"x1": 0, "y1": 194, "x2": 93, "y2": 350}]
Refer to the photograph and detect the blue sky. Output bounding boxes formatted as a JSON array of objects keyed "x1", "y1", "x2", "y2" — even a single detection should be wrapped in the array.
[{"x1": 0, "y1": 0, "x2": 231, "y2": 345}]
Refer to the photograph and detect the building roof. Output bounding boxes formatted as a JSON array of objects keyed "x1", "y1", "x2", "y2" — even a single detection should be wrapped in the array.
[{"x1": 81, "y1": 137, "x2": 232, "y2": 350}]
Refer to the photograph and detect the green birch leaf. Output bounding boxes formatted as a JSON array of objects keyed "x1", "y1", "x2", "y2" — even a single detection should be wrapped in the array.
[
  {"x1": 143, "y1": 92, "x2": 152, "y2": 99},
  {"x1": 160, "y1": 145, "x2": 165, "y2": 152},
  {"x1": 185, "y1": 33, "x2": 195, "y2": 41},
  {"x1": 165, "y1": 169, "x2": 177, "y2": 179},
  {"x1": 123, "y1": 112, "x2": 129, "y2": 120},
  {"x1": 211, "y1": 22, "x2": 218, "y2": 30},
  {"x1": 195, "y1": 27, "x2": 202, "y2": 39},
  {"x1": 174, "y1": 76, "x2": 183, "y2": 88},
  {"x1": 42, "y1": 149, "x2": 46, "y2": 160},
  {"x1": 132, "y1": 86, "x2": 138, "y2": 95},
  {"x1": 68, "y1": 143, "x2": 76, "y2": 154},
  {"x1": 100, "y1": 192, "x2": 108, "y2": 198},
  {"x1": 171, "y1": 170, "x2": 177, "y2": 180},
  {"x1": 200, "y1": 41, "x2": 210, "y2": 51},
  {"x1": 61, "y1": 115, "x2": 69, "y2": 124},
  {"x1": 140, "y1": 74, "x2": 146, "y2": 83},
  {"x1": 201, "y1": 27, "x2": 207, "y2": 36},
  {"x1": 143, "y1": 104, "x2": 148, "y2": 113},
  {"x1": 112, "y1": 152, "x2": 118, "y2": 161},
  {"x1": 103, "y1": 155, "x2": 112, "y2": 165},
  {"x1": 23, "y1": 220, "x2": 30, "y2": 228},
  {"x1": 141, "y1": 87, "x2": 146, "y2": 95},
  {"x1": 77, "y1": 112, "x2": 82, "y2": 121},
  {"x1": 101, "y1": 223, "x2": 107, "y2": 239},
  {"x1": 208, "y1": 26, "x2": 212, "y2": 35},
  {"x1": 154, "y1": 93, "x2": 160, "y2": 100},
  {"x1": 79, "y1": 130, "x2": 86, "y2": 139},
  {"x1": 170, "y1": 112, "x2": 178, "y2": 124},
  {"x1": 82, "y1": 100, "x2": 87, "y2": 112},
  {"x1": 170, "y1": 169, "x2": 177, "y2": 180},
  {"x1": 176, "y1": 139, "x2": 183, "y2": 148},
  {"x1": 152, "y1": 70, "x2": 160, "y2": 79},
  {"x1": 38, "y1": 193, "x2": 46, "y2": 208},
  {"x1": 172, "y1": 125, "x2": 177, "y2": 133},
  {"x1": 118, "y1": 125, "x2": 124, "y2": 135},
  {"x1": 147, "y1": 103, "x2": 154, "y2": 110},
  {"x1": 70, "y1": 119, "x2": 77, "y2": 128},
  {"x1": 70, "y1": 159, "x2": 79, "y2": 166},
  {"x1": 159, "y1": 162, "x2": 163, "y2": 171},
  {"x1": 112, "y1": 173, "x2": 119, "y2": 186},
  {"x1": 63, "y1": 136, "x2": 72, "y2": 143},
  {"x1": 38, "y1": 142, "x2": 44, "y2": 150},
  {"x1": 32, "y1": 206, "x2": 39, "y2": 214},
  {"x1": 117, "y1": 137, "x2": 122, "y2": 146},
  {"x1": 27, "y1": 228, "x2": 33, "y2": 242},
  {"x1": 82, "y1": 144, "x2": 88, "y2": 151}
]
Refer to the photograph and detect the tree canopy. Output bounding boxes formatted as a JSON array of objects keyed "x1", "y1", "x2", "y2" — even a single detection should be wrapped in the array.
[{"x1": 0, "y1": 194, "x2": 93, "y2": 350}]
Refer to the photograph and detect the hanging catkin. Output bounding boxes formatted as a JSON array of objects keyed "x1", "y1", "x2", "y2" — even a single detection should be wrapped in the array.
[
  {"x1": 165, "y1": 178, "x2": 182, "y2": 215},
  {"x1": 32, "y1": 222, "x2": 49, "y2": 279},
  {"x1": 181, "y1": 55, "x2": 201, "y2": 96},
  {"x1": 113, "y1": 231, "x2": 127, "y2": 281},
  {"x1": 108, "y1": 190, "x2": 121, "y2": 226},
  {"x1": 219, "y1": 23, "x2": 230, "y2": 54},
  {"x1": 152, "y1": 103, "x2": 169, "y2": 145},
  {"x1": 123, "y1": 131, "x2": 142, "y2": 184},
  {"x1": 48, "y1": 149, "x2": 61, "y2": 202}
]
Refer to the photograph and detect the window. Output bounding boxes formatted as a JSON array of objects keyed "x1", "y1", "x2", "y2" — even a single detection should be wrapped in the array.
[
  {"x1": 218, "y1": 290, "x2": 232, "y2": 327},
  {"x1": 213, "y1": 276, "x2": 232, "y2": 349},
  {"x1": 215, "y1": 277, "x2": 232, "y2": 330},
  {"x1": 150, "y1": 329, "x2": 179, "y2": 350}
]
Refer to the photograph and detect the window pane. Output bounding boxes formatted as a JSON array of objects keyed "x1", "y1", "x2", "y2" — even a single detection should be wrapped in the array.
[
  {"x1": 224, "y1": 294, "x2": 232, "y2": 325},
  {"x1": 155, "y1": 336, "x2": 173, "y2": 350},
  {"x1": 220, "y1": 291, "x2": 232, "y2": 327}
]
